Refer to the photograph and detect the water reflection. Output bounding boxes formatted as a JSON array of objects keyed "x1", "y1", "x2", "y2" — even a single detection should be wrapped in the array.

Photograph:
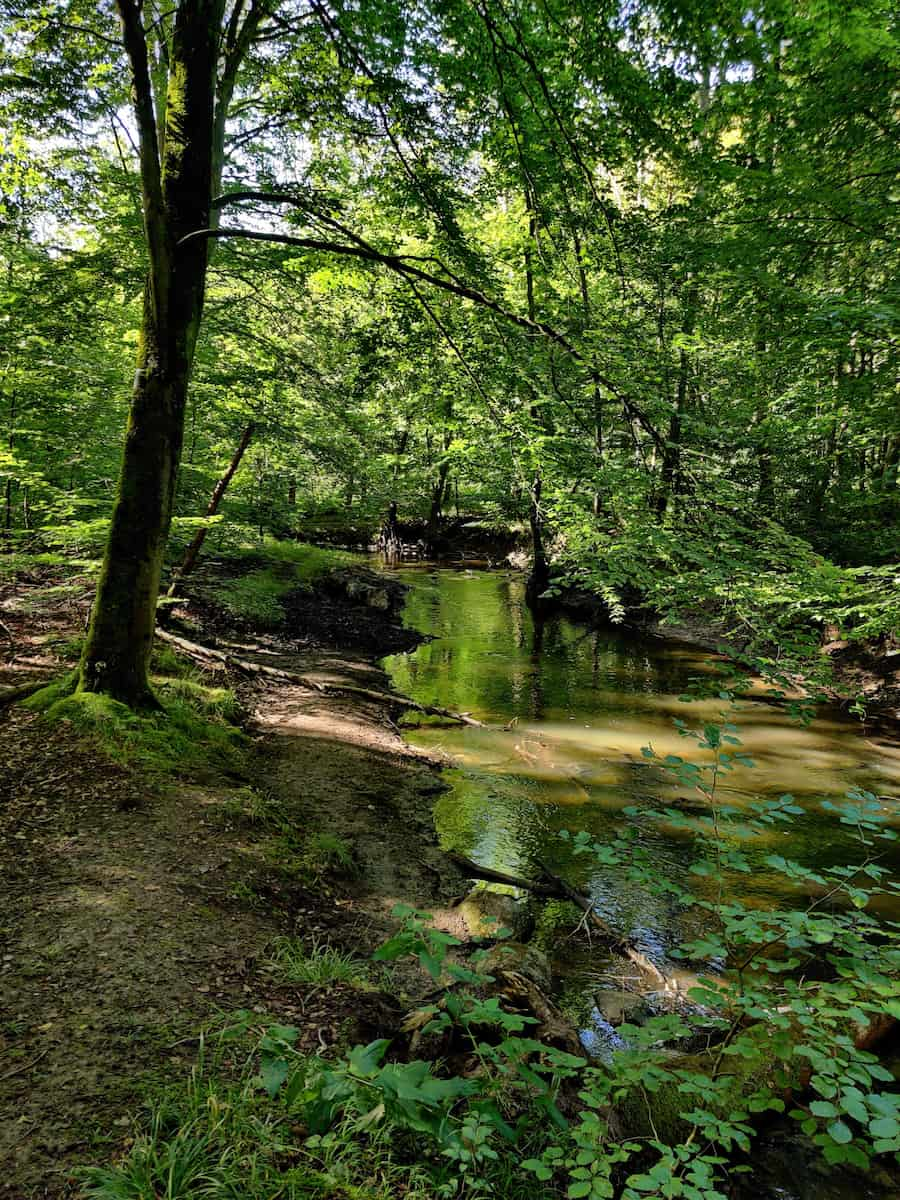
[{"x1": 383, "y1": 566, "x2": 900, "y2": 966}]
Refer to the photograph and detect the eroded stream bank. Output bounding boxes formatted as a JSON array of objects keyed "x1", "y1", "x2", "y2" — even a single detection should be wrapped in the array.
[{"x1": 0, "y1": 561, "x2": 469, "y2": 1197}]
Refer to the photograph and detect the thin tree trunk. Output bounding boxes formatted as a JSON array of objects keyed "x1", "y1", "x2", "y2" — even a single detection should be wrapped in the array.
[
  {"x1": 655, "y1": 282, "x2": 697, "y2": 520},
  {"x1": 754, "y1": 326, "x2": 775, "y2": 514},
  {"x1": 522, "y1": 189, "x2": 550, "y2": 610},
  {"x1": 526, "y1": 471, "x2": 550, "y2": 607},
  {"x1": 167, "y1": 420, "x2": 255, "y2": 594},
  {"x1": 426, "y1": 422, "x2": 452, "y2": 544},
  {"x1": 572, "y1": 229, "x2": 603, "y2": 515},
  {"x1": 4, "y1": 389, "x2": 15, "y2": 532}
]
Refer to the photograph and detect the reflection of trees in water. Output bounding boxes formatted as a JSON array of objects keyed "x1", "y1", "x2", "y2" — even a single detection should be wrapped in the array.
[
  {"x1": 435, "y1": 774, "x2": 550, "y2": 877},
  {"x1": 393, "y1": 568, "x2": 900, "y2": 904},
  {"x1": 529, "y1": 619, "x2": 545, "y2": 719},
  {"x1": 498, "y1": 574, "x2": 527, "y2": 651}
]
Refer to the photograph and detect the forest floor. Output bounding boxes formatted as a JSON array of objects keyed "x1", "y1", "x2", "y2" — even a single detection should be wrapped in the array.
[{"x1": 0, "y1": 560, "x2": 469, "y2": 1199}]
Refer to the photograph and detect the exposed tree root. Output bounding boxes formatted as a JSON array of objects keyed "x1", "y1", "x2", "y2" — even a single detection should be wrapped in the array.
[
  {"x1": 0, "y1": 679, "x2": 47, "y2": 708},
  {"x1": 154, "y1": 627, "x2": 482, "y2": 724}
]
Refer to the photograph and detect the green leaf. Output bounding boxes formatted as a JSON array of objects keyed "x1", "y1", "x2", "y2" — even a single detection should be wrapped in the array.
[
  {"x1": 827, "y1": 1120, "x2": 853, "y2": 1145},
  {"x1": 258, "y1": 1056, "x2": 289, "y2": 1097},
  {"x1": 869, "y1": 1116, "x2": 900, "y2": 1139},
  {"x1": 347, "y1": 1039, "x2": 390, "y2": 1077},
  {"x1": 810, "y1": 1100, "x2": 838, "y2": 1118},
  {"x1": 522, "y1": 1160, "x2": 553, "y2": 1181}
]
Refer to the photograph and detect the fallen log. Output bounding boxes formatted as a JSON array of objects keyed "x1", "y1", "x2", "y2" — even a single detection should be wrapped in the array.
[{"x1": 323, "y1": 682, "x2": 484, "y2": 726}]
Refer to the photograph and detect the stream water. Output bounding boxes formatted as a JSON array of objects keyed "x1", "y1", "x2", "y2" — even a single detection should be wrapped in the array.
[{"x1": 382, "y1": 567, "x2": 900, "y2": 1030}]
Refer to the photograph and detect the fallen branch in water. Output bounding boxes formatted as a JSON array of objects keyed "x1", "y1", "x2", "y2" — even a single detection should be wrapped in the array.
[
  {"x1": 447, "y1": 851, "x2": 590, "y2": 898},
  {"x1": 534, "y1": 858, "x2": 671, "y2": 988},
  {"x1": 447, "y1": 850, "x2": 672, "y2": 989}
]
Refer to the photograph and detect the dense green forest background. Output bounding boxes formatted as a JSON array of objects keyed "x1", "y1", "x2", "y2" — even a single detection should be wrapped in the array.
[{"x1": 1, "y1": 0, "x2": 897, "y2": 662}]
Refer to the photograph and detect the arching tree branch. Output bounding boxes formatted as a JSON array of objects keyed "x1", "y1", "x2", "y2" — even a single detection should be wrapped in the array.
[{"x1": 179, "y1": 216, "x2": 663, "y2": 449}]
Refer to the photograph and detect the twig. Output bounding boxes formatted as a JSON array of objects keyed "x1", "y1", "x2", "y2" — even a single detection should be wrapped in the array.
[
  {"x1": 1, "y1": 1047, "x2": 50, "y2": 1081},
  {"x1": 535, "y1": 858, "x2": 672, "y2": 989}
]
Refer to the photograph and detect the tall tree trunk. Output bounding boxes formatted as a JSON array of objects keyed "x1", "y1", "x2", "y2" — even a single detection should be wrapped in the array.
[
  {"x1": 654, "y1": 72, "x2": 709, "y2": 522},
  {"x1": 167, "y1": 421, "x2": 255, "y2": 593},
  {"x1": 525, "y1": 471, "x2": 550, "y2": 608},
  {"x1": 79, "y1": 0, "x2": 226, "y2": 706},
  {"x1": 572, "y1": 228, "x2": 603, "y2": 514},
  {"x1": 522, "y1": 189, "x2": 550, "y2": 610},
  {"x1": 427, "y1": 420, "x2": 452, "y2": 545},
  {"x1": 4, "y1": 389, "x2": 15, "y2": 532},
  {"x1": 753, "y1": 322, "x2": 776, "y2": 514},
  {"x1": 427, "y1": 458, "x2": 451, "y2": 534},
  {"x1": 881, "y1": 436, "x2": 899, "y2": 490}
]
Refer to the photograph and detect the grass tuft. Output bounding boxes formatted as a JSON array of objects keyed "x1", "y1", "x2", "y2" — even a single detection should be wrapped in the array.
[
  {"x1": 269, "y1": 936, "x2": 369, "y2": 987},
  {"x1": 212, "y1": 786, "x2": 285, "y2": 829},
  {"x1": 305, "y1": 830, "x2": 357, "y2": 877}
]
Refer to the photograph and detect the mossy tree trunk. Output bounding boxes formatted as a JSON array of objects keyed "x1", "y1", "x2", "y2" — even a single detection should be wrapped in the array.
[{"x1": 79, "y1": 0, "x2": 265, "y2": 706}]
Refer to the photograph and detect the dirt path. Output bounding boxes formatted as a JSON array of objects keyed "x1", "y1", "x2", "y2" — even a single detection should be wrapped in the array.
[
  {"x1": 0, "y1": 622, "x2": 464, "y2": 1197},
  {"x1": 250, "y1": 647, "x2": 457, "y2": 906}
]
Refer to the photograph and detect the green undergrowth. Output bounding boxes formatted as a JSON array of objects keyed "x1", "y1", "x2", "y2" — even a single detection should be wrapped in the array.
[
  {"x1": 81, "y1": 696, "x2": 900, "y2": 1200},
  {"x1": 218, "y1": 565, "x2": 297, "y2": 627},
  {"x1": 77, "y1": 1023, "x2": 455, "y2": 1200},
  {"x1": 23, "y1": 643, "x2": 246, "y2": 780},
  {"x1": 549, "y1": 499, "x2": 899, "y2": 679},
  {"x1": 0, "y1": 549, "x2": 99, "y2": 578},
  {"x1": 212, "y1": 537, "x2": 356, "y2": 628}
]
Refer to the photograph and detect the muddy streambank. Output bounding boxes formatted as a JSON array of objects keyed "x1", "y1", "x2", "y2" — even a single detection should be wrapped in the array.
[{"x1": 0, "y1": 562, "x2": 475, "y2": 1198}]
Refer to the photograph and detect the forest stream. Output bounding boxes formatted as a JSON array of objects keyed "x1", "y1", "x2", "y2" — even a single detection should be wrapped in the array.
[{"x1": 383, "y1": 566, "x2": 900, "y2": 1051}]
